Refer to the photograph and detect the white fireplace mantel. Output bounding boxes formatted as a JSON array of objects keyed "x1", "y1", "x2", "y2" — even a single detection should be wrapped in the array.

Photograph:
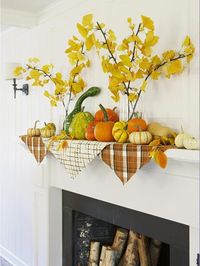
[{"x1": 31, "y1": 148, "x2": 199, "y2": 266}]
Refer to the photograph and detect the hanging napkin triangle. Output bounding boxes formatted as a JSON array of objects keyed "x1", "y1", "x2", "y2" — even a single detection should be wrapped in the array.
[
  {"x1": 43, "y1": 139, "x2": 110, "y2": 178},
  {"x1": 20, "y1": 135, "x2": 48, "y2": 163},
  {"x1": 100, "y1": 143, "x2": 152, "y2": 184}
]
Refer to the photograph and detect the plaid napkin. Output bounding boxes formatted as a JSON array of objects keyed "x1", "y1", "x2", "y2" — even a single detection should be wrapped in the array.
[
  {"x1": 44, "y1": 139, "x2": 110, "y2": 178},
  {"x1": 20, "y1": 135, "x2": 48, "y2": 163},
  {"x1": 101, "y1": 144, "x2": 153, "y2": 184}
]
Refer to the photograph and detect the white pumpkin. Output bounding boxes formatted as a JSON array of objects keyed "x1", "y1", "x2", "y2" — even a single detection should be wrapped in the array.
[
  {"x1": 175, "y1": 133, "x2": 191, "y2": 148},
  {"x1": 183, "y1": 137, "x2": 200, "y2": 150},
  {"x1": 129, "y1": 131, "x2": 152, "y2": 145}
]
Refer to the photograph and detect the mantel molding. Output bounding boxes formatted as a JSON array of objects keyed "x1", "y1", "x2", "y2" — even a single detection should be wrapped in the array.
[
  {"x1": 166, "y1": 149, "x2": 199, "y2": 163},
  {"x1": 1, "y1": 8, "x2": 38, "y2": 29}
]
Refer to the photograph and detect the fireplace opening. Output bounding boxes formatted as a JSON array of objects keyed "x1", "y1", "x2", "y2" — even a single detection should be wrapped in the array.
[{"x1": 62, "y1": 191, "x2": 189, "y2": 266}]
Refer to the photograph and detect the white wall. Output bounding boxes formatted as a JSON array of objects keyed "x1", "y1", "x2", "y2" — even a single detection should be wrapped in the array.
[{"x1": 0, "y1": 0, "x2": 199, "y2": 265}]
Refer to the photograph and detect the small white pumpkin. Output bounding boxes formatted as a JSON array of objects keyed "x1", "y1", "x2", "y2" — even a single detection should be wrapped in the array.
[
  {"x1": 175, "y1": 133, "x2": 191, "y2": 148},
  {"x1": 129, "y1": 131, "x2": 152, "y2": 145},
  {"x1": 183, "y1": 137, "x2": 200, "y2": 150}
]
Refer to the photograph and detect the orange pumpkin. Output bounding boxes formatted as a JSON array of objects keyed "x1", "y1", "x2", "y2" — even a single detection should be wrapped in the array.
[
  {"x1": 85, "y1": 121, "x2": 98, "y2": 141},
  {"x1": 95, "y1": 105, "x2": 119, "y2": 122},
  {"x1": 128, "y1": 118, "x2": 147, "y2": 132},
  {"x1": 94, "y1": 121, "x2": 115, "y2": 142},
  {"x1": 94, "y1": 104, "x2": 115, "y2": 142}
]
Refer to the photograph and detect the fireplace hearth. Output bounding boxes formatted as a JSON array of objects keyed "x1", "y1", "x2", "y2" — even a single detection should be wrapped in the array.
[{"x1": 62, "y1": 191, "x2": 189, "y2": 266}]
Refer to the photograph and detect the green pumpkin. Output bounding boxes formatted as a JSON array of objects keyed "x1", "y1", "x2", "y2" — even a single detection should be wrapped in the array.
[{"x1": 69, "y1": 112, "x2": 94, "y2": 140}]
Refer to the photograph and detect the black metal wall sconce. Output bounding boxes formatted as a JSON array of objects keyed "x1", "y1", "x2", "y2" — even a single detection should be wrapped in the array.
[
  {"x1": 6, "y1": 63, "x2": 29, "y2": 99},
  {"x1": 12, "y1": 78, "x2": 29, "y2": 99}
]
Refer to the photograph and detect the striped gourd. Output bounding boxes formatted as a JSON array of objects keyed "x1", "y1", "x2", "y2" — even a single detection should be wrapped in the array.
[{"x1": 129, "y1": 131, "x2": 152, "y2": 145}]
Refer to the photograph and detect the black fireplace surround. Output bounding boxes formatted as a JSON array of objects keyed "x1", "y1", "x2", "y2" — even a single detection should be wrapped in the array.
[{"x1": 62, "y1": 190, "x2": 189, "y2": 266}]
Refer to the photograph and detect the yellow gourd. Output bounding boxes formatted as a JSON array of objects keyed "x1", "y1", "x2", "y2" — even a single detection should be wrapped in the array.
[
  {"x1": 129, "y1": 131, "x2": 152, "y2": 145},
  {"x1": 40, "y1": 123, "x2": 56, "y2": 138},
  {"x1": 112, "y1": 121, "x2": 129, "y2": 143},
  {"x1": 27, "y1": 120, "x2": 41, "y2": 137}
]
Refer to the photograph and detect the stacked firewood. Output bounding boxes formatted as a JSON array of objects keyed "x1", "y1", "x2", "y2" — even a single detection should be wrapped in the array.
[{"x1": 88, "y1": 228, "x2": 162, "y2": 266}]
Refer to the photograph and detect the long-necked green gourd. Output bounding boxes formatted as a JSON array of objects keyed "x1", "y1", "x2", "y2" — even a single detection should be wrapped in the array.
[{"x1": 63, "y1": 87, "x2": 101, "y2": 134}]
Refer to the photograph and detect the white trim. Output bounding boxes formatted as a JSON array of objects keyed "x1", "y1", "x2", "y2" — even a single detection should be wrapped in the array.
[
  {"x1": 166, "y1": 149, "x2": 199, "y2": 163},
  {"x1": 1, "y1": 8, "x2": 38, "y2": 28},
  {"x1": 0, "y1": 246, "x2": 29, "y2": 266},
  {"x1": 38, "y1": 0, "x2": 89, "y2": 24}
]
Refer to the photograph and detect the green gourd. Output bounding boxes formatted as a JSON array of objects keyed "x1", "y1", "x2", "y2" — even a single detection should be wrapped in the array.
[
  {"x1": 69, "y1": 112, "x2": 94, "y2": 140},
  {"x1": 63, "y1": 87, "x2": 101, "y2": 134}
]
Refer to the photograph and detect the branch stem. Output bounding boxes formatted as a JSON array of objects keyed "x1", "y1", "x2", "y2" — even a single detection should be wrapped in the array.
[{"x1": 129, "y1": 53, "x2": 192, "y2": 119}]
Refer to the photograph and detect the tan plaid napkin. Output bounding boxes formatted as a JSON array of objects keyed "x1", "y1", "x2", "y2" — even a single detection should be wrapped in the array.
[
  {"x1": 20, "y1": 135, "x2": 48, "y2": 163},
  {"x1": 101, "y1": 144, "x2": 162, "y2": 184},
  {"x1": 43, "y1": 139, "x2": 110, "y2": 178}
]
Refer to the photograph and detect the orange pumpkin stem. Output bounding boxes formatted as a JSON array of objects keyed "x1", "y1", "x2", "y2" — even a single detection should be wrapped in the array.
[{"x1": 99, "y1": 104, "x2": 109, "y2": 122}]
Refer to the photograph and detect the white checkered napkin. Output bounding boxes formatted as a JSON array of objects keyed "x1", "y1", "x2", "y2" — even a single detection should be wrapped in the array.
[{"x1": 43, "y1": 139, "x2": 109, "y2": 178}]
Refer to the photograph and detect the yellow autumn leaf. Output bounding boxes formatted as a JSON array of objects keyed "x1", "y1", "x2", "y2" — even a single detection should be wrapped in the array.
[
  {"x1": 85, "y1": 33, "x2": 95, "y2": 50},
  {"x1": 111, "y1": 93, "x2": 120, "y2": 102},
  {"x1": 149, "y1": 139, "x2": 161, "y2": 146},
  {"x1": 67, "y1": 40, "x2": 82, "y2": 51},
  {"x1": 182, "y1": 35, "x2": 191, "y2": 47},
  {"x1": 151, "y1": 55, "x2": 161, "y2": 66},
  {"x1": 141, "y1": 46, "x2": 152, "y2": 57},
  {"x1": 111, "y1": 69, "x2": 125, "y2": 80},
  {"x1": 150, "y1": 70, "x2": 161, "y2": 80},
  {"x1": 144, "y1": 31, "x2": 159, "y2": 47},
  {"x1": 187, "y1": 54, "x2": 194, "y2": 63},
  {"x1": 108, "y1": 29, "x2": 116, "y2": 41},
  {"x1": 13, "y1": 66, "x2": 26, "y2": 77},
  {"x1": 118, "y1": 43, "x2": 128, "y2": 51},
  {"x1": 141, "y1": 15, "x2": 154, "y2": 30},
  {"x1": 109, "y1": 76, "x2": 121, "y2": 88},
  {"x1": 135, "y1": 69, "x2": 144, "y2": 79},
  {"x1": 167, "y1": 60, "x2": 183, "y2": 75},
  {"x1": 44, "y1": 90, "x2": 50, "y2": 98},
  {"x1": 119, "y1": 55, "x2": 132, "y2": 67},
  {"x1": 127, "y1": 35, "x2": 142, "y2": 44},
  {"x1": 140, "y1": 80, "x2": 147, "y2": 91},
  {"x1": 29, "y1": 69, "x2": 41, "y2": 80},
  {"x1": 118, "y1": 65, "x2": 131, "y2": 74},
  {"x1": 139, "y1": 58, "x2": 151, "y2": 71},
  {"x1": 184, "y1": 42, "x2": 195, "y2": 57},
  {"x1": 162, "y1": 50, "x2": 176, "y2": 61},
  {"x1": 128, "y1": 93, "x2": 137, "y2": 102},
  {"x1": 28, "y1": 57, "x2": 40, "y2": 63},
  {"x1": 82, "y1": 14, "x2": 93, "y2": 26},
  {"x1": 154, "y1": 150, "x2": 167, "y2": 168},
  {"x1": 85, "y1": 59, "x2": 90, "y2": 67},
  {"x1": 70, "y1": 64, "x2": 84, "y2": 76},
  {"x1": 77, "y1": 23, "x2": 88, "y2": 38},
  {"x1": 127, "y1": 17, "x2": 132, "y2": 23},
  {"x1": 50, "y1": 100, "x2": 57, "y2": 107},
  {"x1": 42, "y1": 64, "x2": 53, "y2": 73}
]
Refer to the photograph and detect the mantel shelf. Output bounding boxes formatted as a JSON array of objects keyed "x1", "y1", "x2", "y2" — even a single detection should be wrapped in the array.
[{"x1": 166, "y1": 149, "x2": 199, "y2": 163}]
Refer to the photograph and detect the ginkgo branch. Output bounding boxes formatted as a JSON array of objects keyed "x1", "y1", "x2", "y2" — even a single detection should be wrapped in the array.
[
  {"x1": 65, "y1": 42, "x2": 85, "y2": 115},
  {"x1": 27, "y1": 64, "x2": 68, "y2": 113},
  {"x1": 129, "y1": 52, "x2": 192, "y2": 119},
  {"x1": 127, "y1": 23, "x2": 141, "y2": 118},
  {"x1": 96, "y1": 21, "x2": 131, "y2": 97},
  {"x1": 26, "y1": 64, "x2": 53, "y2": 80},
  {"x1": 96, "y1": 22, "x2": 118, "y2": 64}
]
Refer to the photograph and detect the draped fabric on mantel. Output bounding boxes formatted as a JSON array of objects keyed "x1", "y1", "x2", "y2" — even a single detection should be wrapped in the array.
[{"x1": 20, "y1": 136, "x2": 169, "y2": 184}]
